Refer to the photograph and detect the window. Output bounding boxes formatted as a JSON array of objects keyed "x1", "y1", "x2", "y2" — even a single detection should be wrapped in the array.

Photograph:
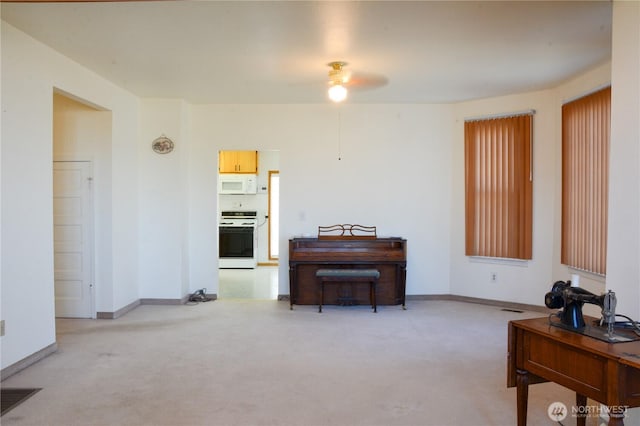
[
  {"x1": 561, "y1": 87, "x2": 610, "y2": 276},
  {"x1": 464, "y1": 113, "x2": 533, "y2": 260}
]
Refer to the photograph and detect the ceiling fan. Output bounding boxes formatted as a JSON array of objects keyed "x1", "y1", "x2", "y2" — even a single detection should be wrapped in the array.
[{"x1": 326, "y1": 61, "x2": 388, "y2": 102}]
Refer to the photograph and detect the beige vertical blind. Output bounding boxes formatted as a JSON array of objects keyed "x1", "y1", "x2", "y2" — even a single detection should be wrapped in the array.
[
  {"x1": 561, "y1": 87, "x2": 610, "y2": 275},
  {"x1": 465, "y1": 114, "x2": 533, "y2": 260}
]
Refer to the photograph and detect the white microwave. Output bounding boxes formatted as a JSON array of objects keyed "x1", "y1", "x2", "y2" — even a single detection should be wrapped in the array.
[{"x1": 218, "y1": 174, "x2": 257, "y2": 194}]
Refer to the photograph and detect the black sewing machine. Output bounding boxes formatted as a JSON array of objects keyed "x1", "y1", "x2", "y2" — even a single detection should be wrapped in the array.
[
  {"x1": 545, "y1": 280, "x2": 616, "y2": 329},
  {"x1": 543, "y1": 280, "x2": 638, "y2": 342}
]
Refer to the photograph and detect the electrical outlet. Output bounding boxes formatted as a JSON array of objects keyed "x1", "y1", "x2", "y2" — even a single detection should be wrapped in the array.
[
  {"x1": 490, "y1": 272, "x2": 498, "y2": 283},
  {"x1": 0, "y1": 320, "x2": 5, "y2": 337}
]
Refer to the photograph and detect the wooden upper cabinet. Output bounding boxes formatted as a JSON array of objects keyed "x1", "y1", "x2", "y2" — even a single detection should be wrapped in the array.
[{"x1": 219, "y1": 150, "x2": 258, "y2": 174}]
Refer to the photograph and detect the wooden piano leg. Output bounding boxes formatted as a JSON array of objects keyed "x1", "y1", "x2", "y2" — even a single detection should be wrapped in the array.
[
  {"x1": 516, "y1": 369, "x2": 529, "y2": 426},
  {"x1": 318, "y1": 281, "x2": 323, "y2": 313},
  {"x1": 289, "y1": 269, "x2": 295, "y2": 310},
  {"x1": 371, "y1": 280, "x2": 377, "y2": 313},
  {"x1": 401, "y1": 267, "x2": 407, "y2": 310}
]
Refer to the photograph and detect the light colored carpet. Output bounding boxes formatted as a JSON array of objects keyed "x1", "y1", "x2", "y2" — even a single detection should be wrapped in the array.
[{"x1": 1, "y1": 300, "x2": 634, "y2": 426}]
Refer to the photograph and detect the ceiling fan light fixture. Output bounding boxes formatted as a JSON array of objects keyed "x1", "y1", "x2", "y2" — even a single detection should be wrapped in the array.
[
  {"x1": 328, "y1": 84, "x2": 347, "y2": 102},
  {"x1": 328, "y1": 61, "x2": 349, "y2": 84},
  {"x1": 327, "y1": 61, "x2": 349, "y2": 102}
]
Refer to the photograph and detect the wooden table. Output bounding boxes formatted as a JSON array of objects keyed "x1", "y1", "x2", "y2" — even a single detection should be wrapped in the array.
[{"x1": 508, "y1": 317, "x2": 640, "y2": 425}]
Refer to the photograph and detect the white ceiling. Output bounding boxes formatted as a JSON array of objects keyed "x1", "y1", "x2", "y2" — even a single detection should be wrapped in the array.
[{"x1": 0, "y1": 1, "x2": 612, "y2": 104}]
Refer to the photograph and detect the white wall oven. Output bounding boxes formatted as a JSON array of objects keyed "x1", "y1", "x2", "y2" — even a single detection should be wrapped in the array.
[{"x1": 219, "y1": 211, "x2": 257, "y2": 268}]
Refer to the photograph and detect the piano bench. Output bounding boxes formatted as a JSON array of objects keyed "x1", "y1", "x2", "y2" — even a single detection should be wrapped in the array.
[{"x1": 315, "y1": 269, "x2": 380, "y2": 313}]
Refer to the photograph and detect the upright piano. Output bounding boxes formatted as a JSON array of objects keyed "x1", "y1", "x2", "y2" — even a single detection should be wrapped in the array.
[{"x1": 288, "y1": 237, "x2": 407, "y2": 308}]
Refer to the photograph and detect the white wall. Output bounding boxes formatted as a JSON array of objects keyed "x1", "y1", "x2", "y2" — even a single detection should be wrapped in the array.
[
  {"x1": 189, "y1": 104, "x2": 454, "y2": 297},
  {"x1": 609, "y1": 8, "x2": 640, "y2": 419},
  {"x1": 1, "y1": 22, "x2": 139, "y2": 370},
  {"x1": 607, "y1": 0, "x2": 640, "y2": 319},
  {"x1": 139, "y1": 99, "x2": 190, "y2": 299},
  {"x1": 1, "y1": 25, "x2": 56, "y2": 368}
]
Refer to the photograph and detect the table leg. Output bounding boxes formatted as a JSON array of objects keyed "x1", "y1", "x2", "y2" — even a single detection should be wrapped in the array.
[
  {"x1": 516, "y1": 369, "x2": 529, "y2": 426},
  {"x1": 608, "y1": 410, "x2": 625, "y2": 426},
  {"x1": 576, "y1": 393, "x2": 587, "y2": 426}
]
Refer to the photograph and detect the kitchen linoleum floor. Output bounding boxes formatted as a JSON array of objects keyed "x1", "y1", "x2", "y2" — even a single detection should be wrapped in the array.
[{"x1": 218, "y1": 266, "x2": 279, "y2": 300}]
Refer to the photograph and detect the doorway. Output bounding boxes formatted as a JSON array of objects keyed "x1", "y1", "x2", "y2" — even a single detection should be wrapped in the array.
[
  {"x1": 217, "y1": 150, "x2": 279, "y2": 299},
  {"x1": 53, "y1": 90, "x2": 111, "y2": 319}
]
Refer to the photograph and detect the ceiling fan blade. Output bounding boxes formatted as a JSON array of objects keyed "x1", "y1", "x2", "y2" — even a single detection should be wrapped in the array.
[{"x1": 346, "y1": 72, "x2": 389, "y2": 90}]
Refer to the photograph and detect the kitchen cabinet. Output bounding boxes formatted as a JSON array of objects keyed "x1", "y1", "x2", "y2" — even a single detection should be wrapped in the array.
[{"x1": 219, "y1": 150, "x2": 258, "y2": 174}]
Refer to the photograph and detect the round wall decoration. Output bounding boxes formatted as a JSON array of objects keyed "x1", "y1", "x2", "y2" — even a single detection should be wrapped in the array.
[{"x1": 152, "y1": 134, "x2": 174, "y2": 154}]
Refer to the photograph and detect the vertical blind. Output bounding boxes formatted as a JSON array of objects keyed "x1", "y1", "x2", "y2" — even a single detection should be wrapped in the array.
[
  {"x1": 465, "y1": 114, "x2": 533, "y2": 260},
  {"x1": 561, "y1": 87, "x2": 610, "y2": 275}
]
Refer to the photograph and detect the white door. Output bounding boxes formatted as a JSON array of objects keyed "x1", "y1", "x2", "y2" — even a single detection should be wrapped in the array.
[{"x1": 53, "y1": 161, "x2": 94, "y2": 318}]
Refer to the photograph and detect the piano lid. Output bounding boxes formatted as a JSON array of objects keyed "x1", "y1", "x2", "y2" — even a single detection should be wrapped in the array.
[{"x1": 289, "y1": 237, "x2": 406, "y2": 262}]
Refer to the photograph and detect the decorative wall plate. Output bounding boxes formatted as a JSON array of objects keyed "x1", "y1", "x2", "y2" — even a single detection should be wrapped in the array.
[{"x1": 152, "y1": 135, "x2": 174, "y2": 154}]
